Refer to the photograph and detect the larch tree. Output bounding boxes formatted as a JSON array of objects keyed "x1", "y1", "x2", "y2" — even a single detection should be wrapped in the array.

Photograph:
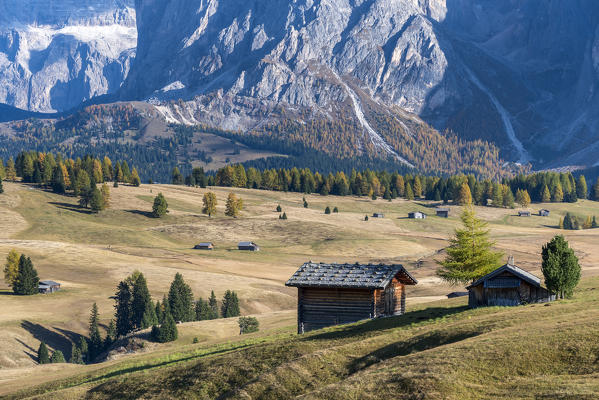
[
  {"x1": 437, "y1": 206, "x2": 503, "y2": 284},
  {"x1": 576, "y1": 175, "x2": 588, "y2": 199},
  {"x1": 541, "y1": 235, "x2": 580, "y2": 299},
  {"x1": 592, "y1": 178, "x2": 599, "y2": 201},
  {"x1": 202, "y1": 192, "x2": 217, "y2": 217},
  {"x1": 541, "y1": 185, "x2": 551, "y2": 203},
  {"x1": 456, "y1": 183, "x2": 472, "y2": 205},
  {"x1": 3, "y1": 249, "x2": 20, "y2": 287},
  {"x1": 101, "y1": 183, "x2": 111, "y2": 209},
  {"x1": 516, "y1": 189, "x2": 531, "y2": 207},
  {"x1": 225, "y1": 192, "x2": 242, "y2": 217},
  {"x1": 90, "y1": 187, "x2": 105, "y2": 213}
]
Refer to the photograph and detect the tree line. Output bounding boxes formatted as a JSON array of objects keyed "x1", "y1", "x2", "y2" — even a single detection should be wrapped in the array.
[{"x1": 175, "y1": 164, "x2": 599, "y2": 207}]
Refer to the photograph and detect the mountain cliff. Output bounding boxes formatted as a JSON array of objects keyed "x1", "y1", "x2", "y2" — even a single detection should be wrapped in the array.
[{"x1": 0, "y1": 0, "x2": 136, "y2": 112}]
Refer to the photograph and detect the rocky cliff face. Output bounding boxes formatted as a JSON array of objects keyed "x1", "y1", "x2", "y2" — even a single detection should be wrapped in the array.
[
  {"x1": 121, "y1": 0, "x2": 599, "y2": 166},
  {"x1": 0, "y1": 0, "x2": 136, "y2": 112}
]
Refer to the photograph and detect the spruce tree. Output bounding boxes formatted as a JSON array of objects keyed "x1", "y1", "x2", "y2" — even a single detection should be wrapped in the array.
[
  {"x1": 592, "y1": 178, "x2": 599, "y2": 201},
  {"x1": 153, "y1": 312, "x2": 178, "y2": 343},
  {"x1": 51, "y1": 166, "x2": 66, "y2": 194},
  {"x1": 79, "y1": 337, "x2": 88, "y2": 363},
  {"x1": 38, "y1": 342, "x2": 50, "y2": 364},
  {"x1": 221, "y1": 290, "x2": 241, "y2": 318},
  {"x1": 333, "y1": 207, "x2": 339, "y2": 213},
  {"x1": 437, "y1": 206, "x2": 503, "y2": 284},
  {"x1": 13, "y1": 255, "x2": 39, "y2": 295},
  {"x1": 88, "y1": 303, "x2": 102, "y2": 361},
  {"x1": 238, "y1": 316, "x2": 259, "y2": 334},
  {"x1": 542, "y1": 235, "x2": 581, "y2": 299},
  {"x1": 152, "y1": 193, "x2": 168, "y2": 218},
  {"x1": 70, "y1": 342, "x2": 83, "y2": 364},
  {"x1": 168, "y1": 273, "x2": 194, "y2": 322},
  {"x1": 303, "y1": 199, "x2": 309, "y2": 208},
  {"x1": 89, "y1": 187, "x2": 104, "y2": 213},
  {"x1": 502, "y1": 187, "x2": 515, "y2": 208},
  {"x1": 405, "y1": 183, "x2": 414, "y2": 200},
  {"x1": 141, "y1": 301, "x2": 158, "y2": 329},
  {"x1": 281, "y1": 212, "x2": 288, "y2": 220},
  {"x1": 552, "y1": 184, "x2": 564, "y2": 202},
  {"x1": 0, "y1": 177, "x2": 3, "y2": 194},
  {"x1": 324, "y1": 206, "x2": 331, "y2": 214},
  {"x1": 104, "y1": 320, "x2": 117, "y2": 348},
  {"x1": 115, "y1": 281, "x2": 132, "y2": 336},
  {"x1": 209, "y1": 290, "x2": 219, "y2": 318},
  {"x1": 51, "y1": 350, "x2": 65, "y2": 363},
  {"x1": 131, "y1": 273, "x2": 152, "y2": 329},
  {"x1": 276, "y1": 204, "x2": 282, "y2": 212},
  {"x1": 592, "y1": 216, "x2": 598, "y2": 229},
  {"x1": 492, "y1": 183, "x2": 503, "y2": 207}
]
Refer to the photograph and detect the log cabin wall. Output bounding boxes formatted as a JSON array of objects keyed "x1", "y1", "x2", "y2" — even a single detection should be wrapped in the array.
[{"x1": 298, "y1": 287, "x2": 374, "y2": 333}]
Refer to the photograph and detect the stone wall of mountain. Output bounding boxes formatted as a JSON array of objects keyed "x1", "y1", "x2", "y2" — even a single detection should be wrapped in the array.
[{"x1": 0, "y1": 0, "x2": 136, "y2": 112}]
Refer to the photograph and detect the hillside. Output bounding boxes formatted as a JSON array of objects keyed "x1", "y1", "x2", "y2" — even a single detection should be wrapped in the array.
[{"x1": 0, "y1": 182, "x2": 598, "y2": 398}]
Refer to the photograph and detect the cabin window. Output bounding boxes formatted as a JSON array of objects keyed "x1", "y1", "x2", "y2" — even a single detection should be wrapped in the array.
[{"x1": 485, "y1": 277, "x2": 521, "y2": 288}]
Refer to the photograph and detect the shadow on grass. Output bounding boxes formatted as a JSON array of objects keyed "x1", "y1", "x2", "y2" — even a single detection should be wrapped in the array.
[
  {"x1": 21, "y1": 321, "x2": 78, "y2": 361},
  {"x1": 415, "y1": 202, "x2": 446, "y2": 209},
  {"x1": 303, "y1": 305, "x2": 469, "y2": 342},
  {"x1": 49, "y1": 202, "x2": 93, "y2": 215},
  {"x1": 125, "y1": 209, "x2": 155, "y2": 218},
  {"x1": 15, "y1": 338, "x2": 38, "y2": 362}
]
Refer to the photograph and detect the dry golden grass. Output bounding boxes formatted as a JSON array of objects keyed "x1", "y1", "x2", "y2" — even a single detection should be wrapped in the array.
[{"x1": 0, "y1": 181, "x2": 598, "y2": 397}]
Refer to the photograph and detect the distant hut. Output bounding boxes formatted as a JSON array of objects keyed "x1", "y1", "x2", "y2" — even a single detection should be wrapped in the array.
[
  {"x1": 372, "y1": 213, "x2": 385, "y2": 218},
  {"x1": 539, "y1": 209, "x2": 550, "y2": 217},
  {"x1": 286, "y1": 262, "x2": 417, "y2": 334},
  {"x1": 238, "y1": 241, "x2": 260, "y2": 251},
  {"x1": 436, "y1": 208, "x2": 450, "y2": 218},
  {"x1": 408, "y1": 211, "x2": 426, "y2": 219},
  {"x1": 518, "y1": 211, "x2": 531, "y2": 217},
  {"x1": 38, "y1": 281, "x2": 61, "y2": 294},
  {"x1": 194, "y1": 242, "x2": 214, "y2": 250},
  {"x1": 467, "y1": 259, "x2": 555, "y2": 308}
]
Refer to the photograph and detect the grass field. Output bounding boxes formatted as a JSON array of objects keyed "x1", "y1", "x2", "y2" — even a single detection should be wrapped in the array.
[{"x1": 0, "y1": 181, "x2": 598, "y2": 399}]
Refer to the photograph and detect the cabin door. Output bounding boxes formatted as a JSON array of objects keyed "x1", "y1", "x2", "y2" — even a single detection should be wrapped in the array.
[{"x1": 384, "y1": 286, "x2": 394, "y2": 315}]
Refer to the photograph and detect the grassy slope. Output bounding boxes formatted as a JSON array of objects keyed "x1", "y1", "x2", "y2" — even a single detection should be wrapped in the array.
[
  {"x1": 1, "y1": 182, "x2": 599, "y2": 399},
  {"x1": 11, "y1": 279, "x2": 599, "y2": 400}
]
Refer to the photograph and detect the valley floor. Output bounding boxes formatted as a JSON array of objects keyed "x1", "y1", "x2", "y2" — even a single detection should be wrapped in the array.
[{"x1": 0, "y1": 182, "x2": 598, "y2": 398}]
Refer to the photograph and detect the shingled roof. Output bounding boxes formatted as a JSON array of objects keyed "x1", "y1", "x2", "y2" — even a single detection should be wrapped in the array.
[
  {"x1": 286, "y1": 262, "x2": 417, "y2": 289},
  {"x1": 467, "y1": 263, "x2": 542, "y2": 289}
]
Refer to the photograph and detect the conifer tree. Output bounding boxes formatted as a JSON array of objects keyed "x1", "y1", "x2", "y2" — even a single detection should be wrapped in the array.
[
  {"x1": 221, "y1": 290, "x2": 241, "y2": 318},
  {"x1": 552, "y1": 183, "x2": 564, "y2": 202},
  {"x1": 592, "y1": 178, "x2": 599, "y2": 201},
  {"x1": 413, "y1": 177, "x2": 422, "y2": 198},
  {"x1": 130, "y1": 168, "x2": 141, "y2": 187},
  {"x1": 276, "y1": 204, "x2": 282, "y2": 212},
  {"x1": 104, "y1": 320, "x2": 117, "y2": 348},
  {"x1": 592, "y1": 216, "x2": 597, "y2": 228},
  {"x1": 584, "y1": 215, "x2": 593, "y2": 229},
  {"x1": 364, "y1": 215, "x2": 369, "y2": 221},
  {"x1": 101, "y1": 183, "x2": 111, "y2": 209},
  {"x1": 152, "y1": 193, "x2": 168, "y2": 218},
  {"x1": 281, "y1": 212, "x2": 288, "y2": 220},
  {"x1": 154, "y1": 312, "x2": 178, "y2": 343},
  {"x1": 13, "y1": 255, "x2": 39, "y2": 295},
  {"x1": 492, "y1": 183, "x2": 503, "y2": 207},
  {"x1": 171, "y1": 167, "x2": 184, "y2": 185},
  {"x1": 576, "y1": 175, "x2": 588, "y2": 199},
  {"x1": 141, "y1": 301, "x2": 158, "y2": 329},
  {"x1": 209, "y1": 290, "x2": 219, "y2": 318},
  {"x1": 89, "y1": 187, "x2": 104, "y2": 213},
  {"x1": 456, "y1": 183, "x2": 472, "y2": 205},
  {"x1": 115, "y1": 281, "x2": 132, "y2": 337},
  {"x1": 238, "y1": 316, "x2": 260, "y2": 334},
  {"x1": 515, "y1": 189, "x2": 531, "y2": 207},
  {"x1": 542, "y1": 235, "x2": 581, "y2": 299},
  {"x1": 155, "y1": 300, "x2": 163, "y2": 324},
  {"x1": 324, "y1": 206, "x2": 331, "y2": 214},
  {"x1": 168, "y1": 273, "x2": 194, "y2": 322},
  {"x1": 541, "y1": 185, "x2": 551, "y2": 203},
  {"x1": 3, "y1": 249, "x2": 20, "y2": 287},
  {"x1": 88, "y1": 303, "x2": 102, "y2": 361},
  {"x1": 225, "y1": 192, "x2": 242, "y2": 217},
  {"x1": 131, "y1": 273, "x2": 152, "y2": 329},
  {"x1": 70, "y1": 342, "x2": 83, "y2": 364},
  {"x1": 51, "y1": 165, "x2": 66, "y2": 194},
  {"x1": 51, "y1": 350, "x2": 65, "y2": 363},
  {"x1": 38, "y1": 342, "x2": 50, "y2": 364},
  {"x1": 405, "y1": 183, "x2": 414, "y2": 200},
  {"x1": 202, "y1": 192, "x2": 217, "y2": 217},
  {"x1": 333, "y1": 207, "x2": 339, "y2": 213},
  {"x1": 303, "y1": 199, "x2": 309, "y2": 208},
  {"x1": 437, "y1": 207, "x2": 503, "y2": 284},
  {"x1": 502, "y1": 186, "x2": 515, "y2": 208}
]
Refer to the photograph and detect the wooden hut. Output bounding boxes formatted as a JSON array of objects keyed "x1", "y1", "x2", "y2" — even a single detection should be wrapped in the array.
[
  {"x1": 194, "y1": 242, "x2": 214, "y2": 250},
  {"x1": 372, "y1": 213, "x2": 385, "y2": 218},
  {"x1": 518, "y1": 211, "x2": 531, "y2": 217},
  {"x1": 39, "y1": 280, "x2": 61, "y2": 294},
  {"x1": 467, "y1": 261, "x2": 555, "y2": 308},
  {"x1": 286, "y1": 262, "x2": 417, "y2": 334},
  {"x1": 539, "y1": 209, "x2": 550, "y2": 217},
  {"x1": 436, "y1": 208, "x2": 450, "y2": 218},
  {"x1": 408, "y1": 211, "x2": 426, "y2": 219},
  {"x1": 238, "y1": 241, "x2": 260, "y2": 251}
]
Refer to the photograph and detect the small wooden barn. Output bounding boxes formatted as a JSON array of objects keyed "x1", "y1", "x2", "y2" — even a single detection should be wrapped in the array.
[
  {"x1": 467, "y1": 262, "x2": 555, "y2": 308},
  {"x1": 408, "y1": 211, "x2": 426, "y2": 219},
  {"x1": 436, "y1": 208, "x2": 450, "y2": 218},
  {"x1": 238, "y1": 241, "x2": 260, "y2": 251},
  {"x1": 372, "y1": 213, "x2": 385, "y2": 218},
  {"x1": 518, "y1": 211, "x2": 531, "y2": 217},
  {"x1": 39, "y1": 280, "x2": 61, "y2": 294},
  {"x1": 194, "y1": 242, "x2": 214, "y2": 250},
  {"x1": 539, "y1": 209, "x2": 550, "y2": 217},
  {"x1": 286, "y1": 262, "x2": 417, "y2": 334}
]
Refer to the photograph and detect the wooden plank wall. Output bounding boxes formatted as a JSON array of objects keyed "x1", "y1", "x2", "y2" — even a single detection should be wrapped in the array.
[{"x1": 298, "y1": 288, "x2": 374, "y2": 333}]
